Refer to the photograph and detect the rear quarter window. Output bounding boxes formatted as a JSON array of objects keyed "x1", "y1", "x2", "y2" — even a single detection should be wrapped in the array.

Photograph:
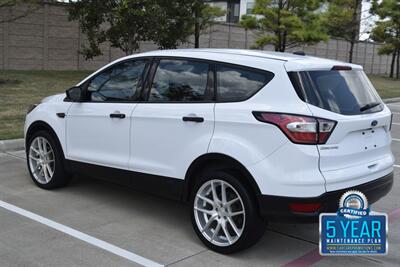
[{"x1": 216, "y1": 65, "x2": 274, "y2": 102}]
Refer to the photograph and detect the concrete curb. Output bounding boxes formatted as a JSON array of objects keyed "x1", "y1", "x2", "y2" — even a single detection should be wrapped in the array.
[
  {"x1": 0, "y1": 139, "x2": 24, "y2": 152},
  {"x1": 383, "y1": 97, "x2": 400, "y2": 104}
]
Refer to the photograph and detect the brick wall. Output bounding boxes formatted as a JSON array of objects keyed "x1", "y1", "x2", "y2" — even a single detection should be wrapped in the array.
[{"x1": 0, "y1": 3, "x2": 392, "y2": 74}]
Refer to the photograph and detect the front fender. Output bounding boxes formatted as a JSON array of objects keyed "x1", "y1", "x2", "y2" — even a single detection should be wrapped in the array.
[{"x1": 25, "y1": 100, "x2": 72, "y2": 153}]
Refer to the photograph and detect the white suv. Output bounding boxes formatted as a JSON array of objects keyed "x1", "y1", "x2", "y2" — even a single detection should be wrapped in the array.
[{"x1": 24, "y1": 49, "x2": 394, "y2": 253}]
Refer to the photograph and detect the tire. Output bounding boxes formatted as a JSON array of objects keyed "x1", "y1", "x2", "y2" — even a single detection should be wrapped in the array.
[
  {"x1": 190, "y1": 169, "x2": 265, "y2": 254},
  {"x1": 26, "y1": 130, "x2": 70, "y2": 189}
]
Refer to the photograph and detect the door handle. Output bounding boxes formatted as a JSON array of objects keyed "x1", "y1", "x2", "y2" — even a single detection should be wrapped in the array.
[
  {"x1": 182, "y1": 116, "x2": 204, "y2": 123},
  {"x1": 110, "y1": 113, "x2": 126, "y2": 119}
]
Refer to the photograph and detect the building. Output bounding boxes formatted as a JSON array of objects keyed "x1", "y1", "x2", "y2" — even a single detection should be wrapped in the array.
[{"x1": 208, "y1": 0, "x2": 254, "y2": 24}]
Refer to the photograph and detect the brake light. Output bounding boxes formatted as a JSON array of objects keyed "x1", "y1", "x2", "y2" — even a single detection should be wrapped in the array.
[
  {"x1": 331, "y1": 65, "x2": 352, "y2": 71},
  {"x1": 253, "y1": 112, "x2": 336, "y2": 145}
]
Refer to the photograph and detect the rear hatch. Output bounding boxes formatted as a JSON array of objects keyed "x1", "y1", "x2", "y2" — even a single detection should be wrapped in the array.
[{"x1": 288, "y1": 67, "x2": 394, "y2": 191}]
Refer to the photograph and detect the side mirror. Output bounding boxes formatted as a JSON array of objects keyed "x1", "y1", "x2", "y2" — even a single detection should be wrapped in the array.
[{"x1": 66, "y1": 86, "x2": 83, "y2": 102}]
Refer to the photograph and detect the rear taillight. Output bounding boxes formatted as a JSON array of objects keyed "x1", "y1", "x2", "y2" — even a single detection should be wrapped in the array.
[{"x1": 253, "y1": 112, "x2": 336, "y2": 145}]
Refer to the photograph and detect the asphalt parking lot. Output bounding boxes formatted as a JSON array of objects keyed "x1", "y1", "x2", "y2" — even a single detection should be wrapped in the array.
[{"x1": 1, "y1": 105, "x2": 400, "y2": 267}]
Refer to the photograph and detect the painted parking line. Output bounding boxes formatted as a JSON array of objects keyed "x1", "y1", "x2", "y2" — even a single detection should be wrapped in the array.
[
  {"x1": 281, "y1": 207, "x2": 400, "y2": 267},
  {"x1": 281, "y1": 248, "x2": 321, "y2": 267},
  {"x1": 0, "y1": 200, "x2": 164, "y2": 267},
  {"x1": 2, "y1": 149, "x2": 398, "y2": 266},
  {"x1": 391, "y1": 123, "x2": 400, "y2": 126}
]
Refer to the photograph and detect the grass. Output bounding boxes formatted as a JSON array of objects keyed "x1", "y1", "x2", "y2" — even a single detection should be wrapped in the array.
[
  {"x1": 367, "y1": 75, "x2": 400, "y2": 99},
  {"x1": 0, "y1": 70, "x2": 399, "y2": 140},
  {"x1": 0, "y1": 70, "x2": 91, "y2": 140}
]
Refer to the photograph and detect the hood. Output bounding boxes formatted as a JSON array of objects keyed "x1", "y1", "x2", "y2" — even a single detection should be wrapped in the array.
[{"x1": 41, "y1": 93, "x2": 66, "y2": 103}]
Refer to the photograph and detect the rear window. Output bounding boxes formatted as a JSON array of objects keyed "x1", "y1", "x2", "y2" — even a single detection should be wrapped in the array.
[
  {"x1": 288, "y1": 70, "x2": 383, "y2": 115},
  {"x1": 216, "y1": 65, "x2": 274, "y2": 102}
]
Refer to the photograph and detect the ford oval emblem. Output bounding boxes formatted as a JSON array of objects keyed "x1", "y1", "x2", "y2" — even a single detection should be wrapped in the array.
[{"x1": 371, "y1": 120, "x2": 378, "y2": 127}]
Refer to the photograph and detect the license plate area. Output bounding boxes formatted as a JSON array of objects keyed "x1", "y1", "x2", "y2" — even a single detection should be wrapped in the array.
[{"x1": 361, "y1": 128, "x2": 379, "y2": 151}]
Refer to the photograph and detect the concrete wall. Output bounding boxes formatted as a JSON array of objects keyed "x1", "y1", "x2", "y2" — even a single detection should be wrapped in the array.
[{"x1": 0, "y1": 3, "x2": 392, "y2": 74}]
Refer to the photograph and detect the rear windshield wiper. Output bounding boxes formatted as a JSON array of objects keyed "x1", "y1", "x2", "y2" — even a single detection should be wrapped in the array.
[{"x1": 360, "y1": 102, "x2": 381, "y2": 112}]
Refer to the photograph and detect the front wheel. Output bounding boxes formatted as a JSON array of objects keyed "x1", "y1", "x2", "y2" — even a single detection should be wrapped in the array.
[
  {"x1": 27, "y1": 130, "x2": 70, "y2": 189},
  {"x1": 190, "y1": 170, "x2": 265, "y2": 254}
]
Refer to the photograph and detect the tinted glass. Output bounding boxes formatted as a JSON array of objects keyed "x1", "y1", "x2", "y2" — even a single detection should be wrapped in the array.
[
  {"x1": 217, "y1": 65, "x2": 273, "y2": 102},
  {"x1": 149, "y1": 60, "x2": 209, "y2": 102},
  {"x1": 292, "y1": 70, "x2": 383, "y2": 115},
  {"x1": 87, "y1": 60, "x2": 147, "y2": 101}
]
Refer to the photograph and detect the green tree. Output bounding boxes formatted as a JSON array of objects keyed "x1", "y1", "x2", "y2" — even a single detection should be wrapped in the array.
[
  {"x1": 148, "y1": 0, "x2": 194, "y2": 49},
  {"x1": 370, "y1": 0, "x2": 400, "y2": 79},
  {"x1": 240, "y1": 0, "x2": 328, "y2": 52},
  {"x1": 323, "y1": 0, "x2": 362, "y2": 63},
  {"x1": 240, "y1": 14, "x2": 257, "y2": 49},
  {"x1": 191, "y1": 1, "x2": 225, "y2": 48},
  {"x1": 68, "y1": 0, "x2": 194, "y2": 59}
]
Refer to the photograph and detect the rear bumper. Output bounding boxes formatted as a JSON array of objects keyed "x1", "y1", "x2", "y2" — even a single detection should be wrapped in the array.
[{"x1": 257, "y1": 171, "x2": 393, "y2": 223}]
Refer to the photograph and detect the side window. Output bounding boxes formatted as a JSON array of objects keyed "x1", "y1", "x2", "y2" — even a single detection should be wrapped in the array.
[
  {"x1": 216, "y1": 65, "x2": 274, "y2": 102},
  {"x1": 87, "y1": 60, "x2": 147, "y2": 102},
  {"x1": 149, "y1": 59, "x2": 210, "y2": 102}
]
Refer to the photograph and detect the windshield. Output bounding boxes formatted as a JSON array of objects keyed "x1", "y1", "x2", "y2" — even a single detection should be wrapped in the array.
[{"x1": 288, "y1": 70, "x2": 383, "y2": 115}]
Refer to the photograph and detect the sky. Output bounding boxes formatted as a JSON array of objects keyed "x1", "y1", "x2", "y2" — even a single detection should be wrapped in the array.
[{"x1": 360, "y1": 0, "x2": 379, "y2": 41}]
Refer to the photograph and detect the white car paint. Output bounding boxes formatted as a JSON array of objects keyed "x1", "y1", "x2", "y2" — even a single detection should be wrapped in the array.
[
  {"x1": 66, "y1": 102, "x2": 137, "y2": 169},
  {"x1": 24, "y1": 93, "x2": 71, "y2": 153},
  {"x1": 130, "y1": 103, "x2": 215, "y2": 179},
  {"x1": 25, "y1": 49, "x2": 394, "y2": 199}
]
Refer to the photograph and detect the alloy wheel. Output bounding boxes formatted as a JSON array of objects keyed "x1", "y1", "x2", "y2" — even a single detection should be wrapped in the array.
[
  {"x1": 194, "y1": 179, "x2": 246, "y2": 247},
  {"x1": 28, "y1": 136, "x2": 55, "y2": 184}
]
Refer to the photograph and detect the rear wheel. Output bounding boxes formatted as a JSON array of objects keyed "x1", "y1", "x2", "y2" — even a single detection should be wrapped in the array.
[
  {"x1": 27, "y1": 130, "x2": 70, "y2": 189},
  {"x1": 190, "y1": 170, "x2": 265, "y2": 253}
]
